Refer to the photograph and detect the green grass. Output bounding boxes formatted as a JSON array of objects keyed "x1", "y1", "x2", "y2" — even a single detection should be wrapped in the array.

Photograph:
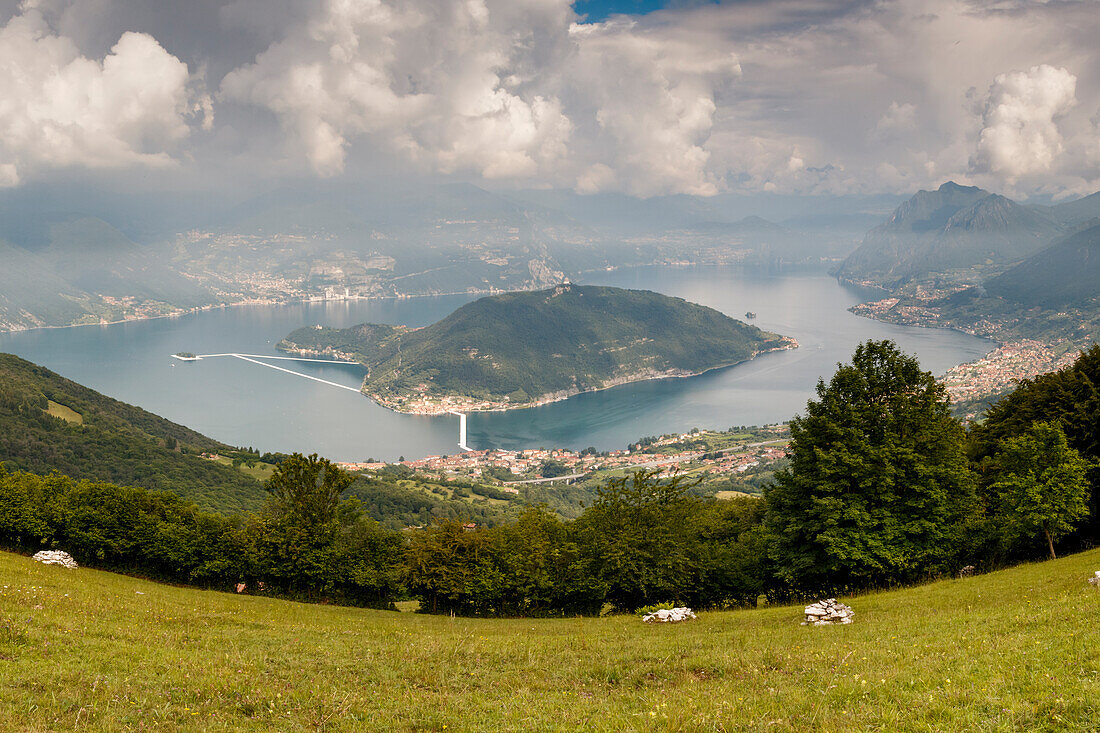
[
  {"x1": 44, "y1": 400, "x2": 82, "y2": 425},
  {"x1": 211, "y1": 456, "x2": 275, "y2": 482},
  {"x1": 1, "y1": 550, "x2": 1098, "y2": 731}
]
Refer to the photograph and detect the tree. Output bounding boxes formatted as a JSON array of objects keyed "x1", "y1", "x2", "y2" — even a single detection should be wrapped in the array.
[
  {"x1": 265, "y1": 453, "x2": 352, "y2": 529},
  {"x1": 969, "y1": 345, "x2": 1100, "y2": 546},
  {"x1": 990, "y1": 422, "x2": 1090, "y2": 559},
  {"x1": 765, "y1": 340, "x2": 977, "y2": 594},
  {"x1": 257, "y1": 453, "x2": 355, "y2": 597},
  {"x1": 572, "y1": 470, "x2": 701, "y2": 611},
  {"x1": 539, "y1": 459, "x2": 570, "y2": 478}
]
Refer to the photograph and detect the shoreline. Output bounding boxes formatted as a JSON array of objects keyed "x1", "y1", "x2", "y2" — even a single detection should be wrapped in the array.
[
  {"x1": 0, "y1": 261, "x2": 843, "y2": 337},
  {"x1": 355, "y1": 337, "x2": 800, "y2": 416},
  {"x1": 0, "y1": 286, "x2": 537, "y2": 337}
]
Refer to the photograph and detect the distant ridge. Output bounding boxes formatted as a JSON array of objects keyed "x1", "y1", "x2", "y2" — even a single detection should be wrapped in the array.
[
  {"x1": 983, "y1": 221, "x2": 1100, "y2": 309},
  {"x1": 836, "y1": 181, "x2": 1063, "y2": 286}
]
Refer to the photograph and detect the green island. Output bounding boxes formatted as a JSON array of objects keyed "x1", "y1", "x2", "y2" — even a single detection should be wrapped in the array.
[{"x1": 278, "y1": 283, "x2": 794, "y2": 414}]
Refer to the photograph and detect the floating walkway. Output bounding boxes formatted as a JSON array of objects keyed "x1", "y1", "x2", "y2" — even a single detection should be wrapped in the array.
[
  {"x1": 448, "y1": 410, "x2": 472, "y2": 452},
  {"x1": 177, "y1": 352, "x2": 472, "y2": 450},
  {"x1": 178, "y1": 352, "x2": 362, "y2": 392}
]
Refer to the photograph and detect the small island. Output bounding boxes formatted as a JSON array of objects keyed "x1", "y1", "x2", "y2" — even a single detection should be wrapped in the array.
[
  {"x1": 172, "y1": 352, "x2": 200, "y2": 361},
  {"x1": 278, "y1": 284, "x2": 797, "y2": 414}
]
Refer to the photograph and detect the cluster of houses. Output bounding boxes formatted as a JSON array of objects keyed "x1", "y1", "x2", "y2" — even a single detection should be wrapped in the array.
[{"x1": 335, "y1": 431, "x2": 790, "y2": 485}]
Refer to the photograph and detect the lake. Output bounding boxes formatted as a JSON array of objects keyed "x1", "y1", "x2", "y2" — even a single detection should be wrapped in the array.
[{"x1": 0, "y1": 266, "x2": 993, "y2": 460}]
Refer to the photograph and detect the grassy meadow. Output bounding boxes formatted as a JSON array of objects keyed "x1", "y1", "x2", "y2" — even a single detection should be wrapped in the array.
[{"x1": 0, "y1": 549, "x2": 1098, "y2": 731}]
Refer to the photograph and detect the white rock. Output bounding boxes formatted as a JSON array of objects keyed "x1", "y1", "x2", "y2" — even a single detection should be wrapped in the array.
[
  {"x1": 802, "y1": 598, "x2": 854, "y2": 626},
  {"x1": 32, "y1": 550, "x2": 77, "y2": 569},
  {"x1": 1089, "y1": 571, "x2": 1100, "y2": 587},
  {"x1": 642, "y1": 606, "x2": 696, "y2": 623}
]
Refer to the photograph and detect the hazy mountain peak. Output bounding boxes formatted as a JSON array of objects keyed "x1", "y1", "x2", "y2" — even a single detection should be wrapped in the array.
[
  {"x1": 937, "y1": 181, "x2": 984, "y2": 195},
  {"x1": 885, "y1": 182, "x2": 991, "y2": 234},
  {"x1": 943, "y1": 194, "x2": 1052, "y2": 234}
]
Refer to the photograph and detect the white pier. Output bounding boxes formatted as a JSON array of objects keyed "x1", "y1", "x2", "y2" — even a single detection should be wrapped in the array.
[
  {"x1": 448, "y1": 410, "x2": 472, "y2": 452},
  {"x1": 180, "y1": 352, "x2": 363, "y2": 392}
]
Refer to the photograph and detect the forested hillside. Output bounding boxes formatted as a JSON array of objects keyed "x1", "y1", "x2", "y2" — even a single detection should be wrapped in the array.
[
  {"x1": 0, "y1": 354, "x2": 265, "y2": 513},
  {"x1": 281, "y1": 284, "x2": 789, "y2": 410},
  {"x1": 929, "y1": 222, "x2": 1100, "y2": 343}
]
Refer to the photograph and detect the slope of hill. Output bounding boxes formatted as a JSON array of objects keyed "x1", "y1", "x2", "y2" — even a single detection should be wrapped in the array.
[
  {"x1": 1050, "y1": 189, "x2": 1100, "y2": 227},
  {"x1": 983, "y1": 221, "x2": 1100, "y2": 308},
  {"x1": 0, "y1": 354, "x2": 265, "y2": 513},
  {"x1": 280, "y1": 284, "x2": 792, "y2": 412},
  {"x1": 1, "y1": 547, "x2": 1096, "y2": 730},
  {"x1": 921, "y1": 222, "x2": 1100, "y2": 344},
  {"x1": 835, "y1": 182, "x2": 1063, "y2": 287}
]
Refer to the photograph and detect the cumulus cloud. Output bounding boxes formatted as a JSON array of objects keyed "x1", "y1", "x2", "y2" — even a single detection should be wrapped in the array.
[
  {"x1": 974, "y1": 64, "x2": 1076, "y2": 180},
  {"x1": 3, "y1": 0, "x2": 1100, "y2": 197},
  {"x1": 567, "y1": 19, "x2": 740, "y2": 196},
  {"x1": 220, "y1": 0, "x2": 576, "y2": 180},
  {"x1": 874, "y1": 102, "x2": 917, "y2": 139},
  {"x1": 0, "y1": 4, "x2": 208, "y2": 186},
  {"x1": 218, "y1": 0, "x2": 741, "y2": 195}
]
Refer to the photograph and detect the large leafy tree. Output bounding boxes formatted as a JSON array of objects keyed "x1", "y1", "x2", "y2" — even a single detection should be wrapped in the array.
[
  {"x1": 572, "y1": 470, "x2": 701, "y2": 611},
  {"x1": 265, "y1": 453, "x2": 353, "y2": 529},
  {"x1": 255, "y1": 453, "x2": 356, "y2": 597},
  {"x1": 765, "y1": 340, "x2": 977, "y2": 594},
  {"x1": 969, "y1": 344, "x2": 1100, "y2": 544},
  {"x1": 990, "y1": 422, "x2": 1090, "y2": 559}
]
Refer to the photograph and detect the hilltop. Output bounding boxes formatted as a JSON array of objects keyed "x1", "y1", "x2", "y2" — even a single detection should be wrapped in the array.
[
  {"x1": 1, "y1": 547, "x2": 1097, "y2": 730},
  {"x1": 835, "y1": 182, "x2": 1065, "y2": 288},
  {"x1": 0, "y1": 354, "x2": 266, "y2": 513},
  {"x1": 279, "y1": 284, "x2": 793, "y2": 413}
]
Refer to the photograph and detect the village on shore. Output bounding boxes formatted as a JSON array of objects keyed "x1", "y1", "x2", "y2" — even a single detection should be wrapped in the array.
[{"x1": 335, "y1": 424, "x2": 792, "y2": 491}]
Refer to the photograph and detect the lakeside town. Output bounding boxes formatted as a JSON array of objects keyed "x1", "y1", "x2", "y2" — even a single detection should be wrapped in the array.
[
  {"x1": 330, "y1": 424, "x2": 793, "y2": 494},
  {"x1": 941, "y1": 339, "x2": 1080, "y2": 411}
]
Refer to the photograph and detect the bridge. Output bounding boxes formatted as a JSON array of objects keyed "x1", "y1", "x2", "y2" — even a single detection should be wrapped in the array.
[{"x1": 181, "y1": 352, "x2": 363, "y2": 392}]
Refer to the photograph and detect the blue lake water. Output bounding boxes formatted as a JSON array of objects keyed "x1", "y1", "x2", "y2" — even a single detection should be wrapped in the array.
[{"x1": 0, "y1": 266, "x2": 994, "y2": 461}]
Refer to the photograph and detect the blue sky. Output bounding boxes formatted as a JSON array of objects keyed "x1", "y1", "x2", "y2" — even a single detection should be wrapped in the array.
[{"x1": 573, "y1": 0, "x2": 682, "y2": 22}]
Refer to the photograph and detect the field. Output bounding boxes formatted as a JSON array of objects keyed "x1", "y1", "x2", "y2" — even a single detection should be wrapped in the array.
[
  {"x1": 44, "y1": 401, "x2": 82, "y2": 425},
  {"x1": 1, "y1": 550, "x2": 1098, "y2": 731},
  {"x1": 210, "y1": 456, "x2": 276, "y2": 482}
]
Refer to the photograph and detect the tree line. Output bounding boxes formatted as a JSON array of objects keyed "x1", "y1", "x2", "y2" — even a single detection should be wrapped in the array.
[{"x1": 1, "y1": 340, "x2": 1095, "y2": 615}]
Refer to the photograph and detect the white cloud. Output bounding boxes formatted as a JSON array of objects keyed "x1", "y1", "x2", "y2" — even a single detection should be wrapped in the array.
[
  {"x1": 974, "y1": 64, "x2": 1076, "y2": 180},
  {"x1": 219, "y1": 0, "x2": 742, "y2": 195},
  {"x1": 4, "y1": 0, "x2": 1099, "y2": 197},
  {"x1": 0, "y1": 5, "x2": 207, "y2": 186},
  {"x1": 874, "y1": 101, "x2": 917, "y2": 139},
  {"x1": 220, "y1": 0, "x2": 576, "y2": 181},
  {"x1": 566, "y1": 19, "x2": 741, "y2": 196}
]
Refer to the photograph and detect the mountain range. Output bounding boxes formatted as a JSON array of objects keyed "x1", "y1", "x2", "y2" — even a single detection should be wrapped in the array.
[
  {"x1": 834, "y1": 182, "x2": 1100, "y2": 288},
  {"x1": 837, "y1": 181, "x2": 1100, "y2": 345}
]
